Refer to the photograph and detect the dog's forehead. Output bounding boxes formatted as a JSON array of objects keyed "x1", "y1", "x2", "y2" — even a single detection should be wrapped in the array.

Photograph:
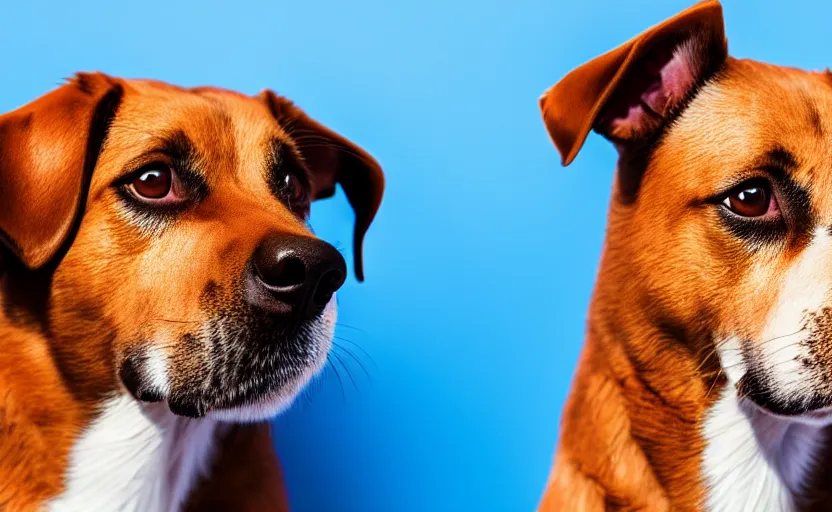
[
  {"x1": 120, "y1": 78, "x2": 277, "y2": 129},
  {"x1": 92, "y1": 79, "x2": 290, "y2": 187},
  {"x1": 659, "y1": 59, "x2": 832, "y2": 208}
]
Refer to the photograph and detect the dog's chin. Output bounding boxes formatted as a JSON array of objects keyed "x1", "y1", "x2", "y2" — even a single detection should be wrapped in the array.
[
  {"x1": 206, "y1": 385, "x2": 308, "y2": 423},
  {"x1": 120, "y1": 296, "x2": 336, "y2": 421},
  {"x1": 205, "y1": 335, "x2": 332, "y2": 423}
]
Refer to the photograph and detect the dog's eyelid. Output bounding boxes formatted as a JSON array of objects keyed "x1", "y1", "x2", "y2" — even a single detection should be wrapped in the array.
[
  {"x1": 755, "y1": 164, "x2": 790, "y2": 182},
  {"x1": 117, "y1": 152, "x2": 174, "y2": 179},
  {"x1": 703, "y1": 176, "x2": 771, "y2": 206},
  {"x1": 755, "y1": 146, "x2": 799, "y2": 173},
  {"x1": 114, "y1": 154, "x2": 208, "y2": 190}
]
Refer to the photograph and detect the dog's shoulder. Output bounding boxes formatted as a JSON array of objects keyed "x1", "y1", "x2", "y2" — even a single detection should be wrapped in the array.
[
  {"x1": 0, "y1": 322, "x2": 84, "y2": 509},
  {"x1": 539, "y1": 337, "x2": 672, "y2": 511}
]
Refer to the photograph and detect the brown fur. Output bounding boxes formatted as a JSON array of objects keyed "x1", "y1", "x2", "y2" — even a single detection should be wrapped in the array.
[
  {"x1": 185, "y1": 423, "x2": 290, "y2": 511},
  {"x1": 538, "y1": 1, "x2": 832, "y2": 510},
  {"x1": 0, "y1": 74, "x2": 384, "y2": 509}
]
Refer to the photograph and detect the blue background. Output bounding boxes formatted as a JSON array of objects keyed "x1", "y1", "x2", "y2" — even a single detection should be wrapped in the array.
[{"x1": 4, "y1": 1, "x2": 832, "y2": 510}]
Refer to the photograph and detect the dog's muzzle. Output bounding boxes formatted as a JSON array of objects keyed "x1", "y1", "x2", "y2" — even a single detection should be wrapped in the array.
[{"x1": 119, "y1": 233, "x2": 346, "y2": 418}]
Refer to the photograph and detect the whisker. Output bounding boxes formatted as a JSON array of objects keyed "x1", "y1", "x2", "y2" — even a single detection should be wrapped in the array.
[
  {"x1": 331, "y1": 352, "x2": 358, "y2": 392},
  {"x1": 705, "y1": 368, "x2": 724, "y2": 399},
  {"x1": 697, "y1": 327, "x2": 807, "y2": 376},
  {"x1": 694, "y1": 347, "x2": 720, "y2": 375},
  {"x1": 761, "y1": 327, "x2": 806, "y2": 346},
  {"x1": 328, "y1": 356, "x2": 347, "y2": 402},
  {"x1": 336, "y1": 322, "x2": 368, "y2": 334},
  {"x1": 334, "y1": 336, "x2": 377, "y2": 369},
  {"x1": 152, "y1": 318, "x2": 201, "y2": 324},
  {"x1": 335, "y1": 344, "x2": 373, "y2": 383}
]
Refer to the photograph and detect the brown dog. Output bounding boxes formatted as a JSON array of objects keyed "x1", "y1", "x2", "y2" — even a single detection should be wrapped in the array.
[
  {"x1": 537, "y1": 1, "x2": 832, "y2": 510},
  {"x1": 0, "y1": 73, "x2": 383, "y2": 510}
]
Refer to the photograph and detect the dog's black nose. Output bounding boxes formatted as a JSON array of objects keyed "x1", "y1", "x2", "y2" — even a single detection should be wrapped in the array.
[{"x1": 247, "y1": 234, "x2": 346, "y2": 321}]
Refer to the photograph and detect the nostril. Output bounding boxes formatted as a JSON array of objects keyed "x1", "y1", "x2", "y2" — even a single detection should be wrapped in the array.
[
  {"x1": 248, "y1": 235, "x2": 347, "y2": 319},
  {"x1": 258, "y1": 255, "x2": 306, "y2": 289},
  {"x1": 313, "y1": 269, "x2": 345, "y2": 306}
]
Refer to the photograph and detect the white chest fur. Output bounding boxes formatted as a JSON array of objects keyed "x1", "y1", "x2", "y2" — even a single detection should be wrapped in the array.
[
  {"x1": 47, "y1": 394, "x2": 219, "y2": 512},
  {"x1": 702, "y1": 389, "x2": 825, "y2": 512}
]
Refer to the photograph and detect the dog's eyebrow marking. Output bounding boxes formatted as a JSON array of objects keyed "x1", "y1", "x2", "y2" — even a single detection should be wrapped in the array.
[
  {"x1": 155, "y1": 129, "x2": 201, "y2": 170},
  {"x1": 122, "y1": 129, "x2": 202, "y2": 175},
  {"x1": 755, "y1": 145, "x2": 799, "y2": 174}
]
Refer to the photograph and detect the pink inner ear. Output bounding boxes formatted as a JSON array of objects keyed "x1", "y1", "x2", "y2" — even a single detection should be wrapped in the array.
[{"x1": 598, "y1": 37, "x2": 703, "y2": 141}]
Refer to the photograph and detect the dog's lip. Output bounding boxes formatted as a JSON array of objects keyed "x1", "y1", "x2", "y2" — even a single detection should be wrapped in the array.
[
  {"x1": 744, "y1": 398, "x2": 832, "y2": 419},
  {"x1": 803, "y1": 408, "x2": 832, "y2": 420},
  {"x1": 736, "y1": 381, "x2": 832, "y2": 425}
]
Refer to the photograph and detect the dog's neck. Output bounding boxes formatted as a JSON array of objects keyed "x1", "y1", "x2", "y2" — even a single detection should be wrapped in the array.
[
  {"x1": 46, "y1": 394, "x2": 221, "y2": 512},
  {"x1": 581, "y1": 270, "x2": 832, "y2": 511}
]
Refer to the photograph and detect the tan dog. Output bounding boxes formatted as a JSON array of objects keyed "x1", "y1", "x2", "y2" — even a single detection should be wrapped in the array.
[
  {"x1": 0, "y1": 73, "x2": 384, "y2": 510},
  {"x1": 537, "y1": 1, "x2": 832, "y2": 510}
]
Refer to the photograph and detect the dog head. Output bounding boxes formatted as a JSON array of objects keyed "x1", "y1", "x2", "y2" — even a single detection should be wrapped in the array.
[
  {"x1": 0, "y1": 73, "x2": 384, "y2": 421},
  {"x1": 540, "y1": 0, "x2": 832, "y2": 423}
]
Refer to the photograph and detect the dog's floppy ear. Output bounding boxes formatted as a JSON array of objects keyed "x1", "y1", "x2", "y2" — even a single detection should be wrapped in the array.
[
  {"x1": 0, "y1": 72, "x2": 123, "y2": 269},
  {"x1": 259, "y1": 90, "x2": 385, "y2": 282},
  {"x1": 539, "y1": 0, "x2": 727, "y2": 166}
]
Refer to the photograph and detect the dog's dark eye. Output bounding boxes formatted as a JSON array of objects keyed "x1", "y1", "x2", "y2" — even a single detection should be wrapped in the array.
[
  {"x1": 278, "y1": 172, "x2": 310, "y2": 215},
  {"x1": 722, "y1": 180, "x2": 775, "y2": 218},
  {"x1": 125, "y1": 164, "x2": 186, "y2": 203},
  {"x1": 132, "y1": 167, "x2": 171, "y2": 199}
]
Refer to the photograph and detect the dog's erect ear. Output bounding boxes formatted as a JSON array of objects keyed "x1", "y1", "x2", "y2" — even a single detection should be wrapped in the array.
[
  {"x1": 0, "y1": 72, "x2": 123, "y2": 269},
  {"x1": 539, "y1": 0, "x2": 727, "y2": 166},
  {"x1": 259, "y1": 90, "x2": 385, "y2": 282}
]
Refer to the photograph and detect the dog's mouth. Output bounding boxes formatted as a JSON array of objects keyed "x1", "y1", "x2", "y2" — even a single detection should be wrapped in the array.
[
  {"x1": 119, "y1": 297, "x2": 336, "y2": 421},
  {"x1": 736, "y1": 373, "x2": 832, "y2": 424}
]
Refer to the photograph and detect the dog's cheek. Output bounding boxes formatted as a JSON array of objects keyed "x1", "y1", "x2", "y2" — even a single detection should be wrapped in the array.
[
  {"x1": 53, "y1": 211, "x2": 147, "y2": 323},
  {"x1": 48, "y1": 210, "x2": 183, "y2": 398},
  {"x1": 619, "y1": 206, "x2": 716, "y2": 332},
  {"x1": 748, "y1": 228, "x2": 832, "y2": 400},
  {"x1": 48, "y1": 267, "x2": 122, "y2": 397},
  {"x1": 158, "y1": 282, "x2": 239, "y2": 416}
]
